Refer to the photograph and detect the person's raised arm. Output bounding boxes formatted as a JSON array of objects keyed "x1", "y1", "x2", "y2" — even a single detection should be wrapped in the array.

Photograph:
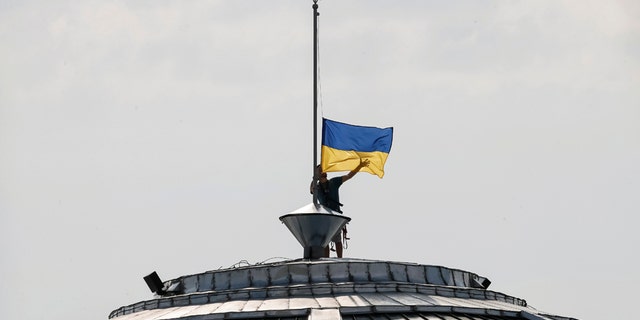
[{"x1": 342, "y1": 158, "x2": 370, "y2": 183}]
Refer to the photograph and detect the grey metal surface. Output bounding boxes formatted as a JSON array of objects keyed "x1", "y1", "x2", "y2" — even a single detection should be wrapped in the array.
[
  {"x1": 343, "y1": 313, "x2": 527, "y2": 320},
  {"x1": 280, "y1": 213, "x2": 348, "y2": 249},
  {"x1": 152, "y1": 259, "x2": 494, "y2": 297},
  {"x1": 109, "y1": 291, "x2": 561, "y2": 320},
  {"x1": 280, "y1": 203, "x2": 351, "y2": 259},
  {"x1": 109, "y1": 259, "x2": 576, "y2": 320}
]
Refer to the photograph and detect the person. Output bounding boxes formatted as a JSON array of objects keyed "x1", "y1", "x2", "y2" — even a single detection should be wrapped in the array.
[{"x1": 310, "y1": 158, "x2": 370, "y2": 258}]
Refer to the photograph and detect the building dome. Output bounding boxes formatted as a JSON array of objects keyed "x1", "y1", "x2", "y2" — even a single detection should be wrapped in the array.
[{"x1": 108, "y1": 258, "x2": 577, "y2": 320}]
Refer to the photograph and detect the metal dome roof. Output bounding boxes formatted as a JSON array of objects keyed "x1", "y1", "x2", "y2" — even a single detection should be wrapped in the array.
[{"x1": 108, "y1": 258, "x2": 577, "y2": 320}]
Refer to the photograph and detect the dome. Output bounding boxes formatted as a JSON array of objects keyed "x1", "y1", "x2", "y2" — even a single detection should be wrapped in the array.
[{"x1": 108, "y1": 258, "x2": 577, "y2": 320}]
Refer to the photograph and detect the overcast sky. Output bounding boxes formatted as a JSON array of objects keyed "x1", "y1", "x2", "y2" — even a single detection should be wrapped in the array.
[{"x1": 1, "y1": 1, "x2": 639, "y2": 319}]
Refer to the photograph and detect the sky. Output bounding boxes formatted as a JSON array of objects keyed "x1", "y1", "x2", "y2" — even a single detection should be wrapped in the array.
[{"x1": 1, "y1": 1, "x2": 639, "y2": 319}]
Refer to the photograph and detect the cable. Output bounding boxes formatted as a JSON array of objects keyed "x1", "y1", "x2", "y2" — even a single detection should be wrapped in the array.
[
  {"x1": 257, "y1": 257, "x2": 291, "y2": 265},
  {"x1": 229, "y1": 260, "x2": 251, "y2": 269}
]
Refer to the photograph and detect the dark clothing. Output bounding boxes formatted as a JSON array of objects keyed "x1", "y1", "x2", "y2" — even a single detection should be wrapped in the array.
[{"x1": 317, "y1": 177, "x2": 343, "y2": 213}]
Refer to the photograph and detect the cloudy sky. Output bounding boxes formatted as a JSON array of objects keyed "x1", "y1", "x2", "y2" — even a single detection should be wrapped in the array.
[{"x1": 1, "y1": 1, "x2": 638, "y2": 319}]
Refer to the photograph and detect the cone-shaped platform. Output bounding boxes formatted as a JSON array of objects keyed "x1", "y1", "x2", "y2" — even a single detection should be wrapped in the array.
[{"x1": 280, "y1": 203, "x2": 351, "y2": 259}]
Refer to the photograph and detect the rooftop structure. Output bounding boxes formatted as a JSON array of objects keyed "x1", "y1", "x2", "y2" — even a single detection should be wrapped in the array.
[
  {"x1": 109, "y1": 257, "x2": 575, "y2": 320},
  {"x1": 108, "y1": 202, "x2": 577, "y2": 320}
]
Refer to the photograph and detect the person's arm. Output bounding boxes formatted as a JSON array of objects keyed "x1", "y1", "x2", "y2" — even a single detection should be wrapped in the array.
[{"x1": 342, "y1": 158, "x2": 370, "y2": 183}]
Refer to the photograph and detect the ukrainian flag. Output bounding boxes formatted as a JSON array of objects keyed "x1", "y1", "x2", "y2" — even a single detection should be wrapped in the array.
[{"x1": 321, "y1": 118, "x2": 393, "y2": 178}]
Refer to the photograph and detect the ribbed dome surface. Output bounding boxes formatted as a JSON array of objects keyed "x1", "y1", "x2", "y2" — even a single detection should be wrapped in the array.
[{"x1": 109, "y1": 258, "x2": 577, "y2": 320}]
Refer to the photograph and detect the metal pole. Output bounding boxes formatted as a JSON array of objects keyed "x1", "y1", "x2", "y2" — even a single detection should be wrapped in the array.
[{"x1": 312, "y1": 0, "x2": 319, "y2": 205}]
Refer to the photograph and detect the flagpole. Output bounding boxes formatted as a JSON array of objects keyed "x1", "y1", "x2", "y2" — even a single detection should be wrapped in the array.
[{"x1": 312, "y1": 0, "x2": 319, "y2": 205}]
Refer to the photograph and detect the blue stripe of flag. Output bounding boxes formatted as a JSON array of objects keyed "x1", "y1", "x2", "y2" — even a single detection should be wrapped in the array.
[{"x1": 322, "y1": 118, "x2": 393, "y2": 153}]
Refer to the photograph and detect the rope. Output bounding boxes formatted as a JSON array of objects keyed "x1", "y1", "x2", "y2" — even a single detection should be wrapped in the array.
[
  {"x1": 257, "y1": 257, "x2": 291, "y2": 264},
  {"x1": 221, "y1": 257, "x2": 292, "y2": 270},
  {"x1": 343, "y1": 226, "x2": 349, "y2": 250},
  {"x1": 229, "y1": 260, "x2": 251, "y2": 269}
]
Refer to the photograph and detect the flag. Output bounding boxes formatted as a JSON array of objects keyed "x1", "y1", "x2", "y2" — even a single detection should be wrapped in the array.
[{"x1": 321, "y1": 118, "x2": 393, "y2": 178}]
